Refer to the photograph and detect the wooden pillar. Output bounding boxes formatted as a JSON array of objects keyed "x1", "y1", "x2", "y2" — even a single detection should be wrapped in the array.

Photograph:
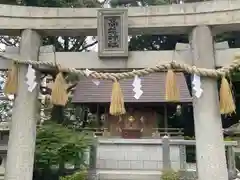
[
  {"x1": 164, "y1": 104, "x2": 168, "y2": 134},
  {"x1": 4, "y1": 29, "x2": 41, "y2": 180},
  {"x1": 189, "y1": 26, "x2": 228, "y2": 180}
]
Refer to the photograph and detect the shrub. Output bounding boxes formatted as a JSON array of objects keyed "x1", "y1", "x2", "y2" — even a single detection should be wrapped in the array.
[
  {"x1": 60, "y1": 171, "x2": 87, "y2": 180},
  {"x1": 161, "y1": 170, "x2": 180, "y2": 180}
]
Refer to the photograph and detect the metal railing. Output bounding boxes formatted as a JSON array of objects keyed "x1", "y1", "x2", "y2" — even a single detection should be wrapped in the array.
[
  {"x1": 79, "y1": 127, "x2": 184, "y2": 138},
  {"x1": 152, "y1": 128, "x2": 184, "y2": 137}
]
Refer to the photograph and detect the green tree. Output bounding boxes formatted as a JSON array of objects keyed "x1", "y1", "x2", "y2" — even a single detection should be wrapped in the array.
[
  {"x1": 60, "y1": 171, "x2": 87, "y2": 180},
  {"x1": 34, "y1": 121, "x2": 92, "y2": 180}
]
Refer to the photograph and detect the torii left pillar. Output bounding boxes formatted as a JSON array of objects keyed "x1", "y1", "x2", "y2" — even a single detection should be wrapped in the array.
[{"x1": 4, "y1": 29, "x2": 41, "y2": 180}]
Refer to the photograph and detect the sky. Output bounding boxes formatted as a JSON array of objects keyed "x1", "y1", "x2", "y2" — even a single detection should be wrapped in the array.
[
  {"x1": 86, "y1": 36, "x2": 98, "y2": 52},
  {"x1": 0, "y1": 43, "x2": 5, "y2": 51}
]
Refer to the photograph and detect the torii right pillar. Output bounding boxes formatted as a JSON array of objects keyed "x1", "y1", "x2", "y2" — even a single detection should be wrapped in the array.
[{"x1": 189, "y1": 25, "x2": 228, "y2": 180}]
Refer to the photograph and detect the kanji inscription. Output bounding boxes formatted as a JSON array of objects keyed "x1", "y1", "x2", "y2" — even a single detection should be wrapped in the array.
[{"x1": 104, "y1": 16, "x2": 121, "y2": 49}]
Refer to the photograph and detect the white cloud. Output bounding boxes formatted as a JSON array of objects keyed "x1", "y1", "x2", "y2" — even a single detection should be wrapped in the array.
[{"x1": 86, "y1": 36, "x2": 98, "y2": 52}]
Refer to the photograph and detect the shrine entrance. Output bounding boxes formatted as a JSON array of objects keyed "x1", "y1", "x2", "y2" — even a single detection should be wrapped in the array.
[{"x1": 1, "y1": 1, "x2": 240, "y2": 180}]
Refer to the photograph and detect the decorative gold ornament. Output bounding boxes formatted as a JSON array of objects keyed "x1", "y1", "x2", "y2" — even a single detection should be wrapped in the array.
[{"x1": 128, "y1": 116, "x2": 135, "y2": 123}]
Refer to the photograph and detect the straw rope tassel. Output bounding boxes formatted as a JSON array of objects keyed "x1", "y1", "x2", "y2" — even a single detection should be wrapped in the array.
[
  {"x1": 3, "y1": 62, "x2": 18, "y2": 95},
  {"x1": 109, "y1": 81, "x2": 126, "y2": 116},
  {"x1": 219, "y1": 76, "x2": 236, "y2": 115},
  {"x1": 51, "y1": 72, "x2": 69, "y2": 106},
  {"x1": 165, "y1": 69, "x2": 180, "y2": 102}
]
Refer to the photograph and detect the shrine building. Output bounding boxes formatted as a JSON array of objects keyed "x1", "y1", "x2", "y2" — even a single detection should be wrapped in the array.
[{"x1": 72, "y1": 72, "x2": 193, "y2": 138}]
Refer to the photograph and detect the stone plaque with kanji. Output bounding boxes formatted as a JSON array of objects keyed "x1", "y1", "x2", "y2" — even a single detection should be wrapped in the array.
[{"x1": 98, "y1": 9, "x2": 128, "y2": 58}]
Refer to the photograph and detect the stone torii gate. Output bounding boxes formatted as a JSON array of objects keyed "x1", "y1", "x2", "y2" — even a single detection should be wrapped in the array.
[{"x1": 0, "y1": 1, "x2": 240, "y2": 180}]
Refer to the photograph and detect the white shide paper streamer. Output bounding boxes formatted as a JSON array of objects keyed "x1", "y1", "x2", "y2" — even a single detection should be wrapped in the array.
[
  {"x1": 26, "y1": 64, "x2": 37, "y2": 92},
  {"x1": 192, "y1": 74, "x2": 203, "y2": 98},
  {"x1": 132, "y1": 75, "x2": 143, "y2": 99}
]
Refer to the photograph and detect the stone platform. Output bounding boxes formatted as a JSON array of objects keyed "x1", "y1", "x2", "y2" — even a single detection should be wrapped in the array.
[
  {"x1": 95, "y1": 138, "x2": 185, "y2": 180},
  {"x1": 93, "y1": 138, "x2": 237, "y2": 180},
  {"x1": 96, "y1": 138, "x2": 181, "y2": 171}
]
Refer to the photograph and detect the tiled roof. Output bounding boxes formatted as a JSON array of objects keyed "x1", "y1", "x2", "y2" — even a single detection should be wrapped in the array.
[{"x1": 72, "y1": 72, "x2": 192, "y2": 103}]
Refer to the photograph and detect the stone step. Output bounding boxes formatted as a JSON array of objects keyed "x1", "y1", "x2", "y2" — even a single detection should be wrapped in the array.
[
  {"x1": 97, "y1": 169, "x2": 198, "y2": 180},
  {"x1": 98, "y1": 170, "x2": 162, "y2": 180}
]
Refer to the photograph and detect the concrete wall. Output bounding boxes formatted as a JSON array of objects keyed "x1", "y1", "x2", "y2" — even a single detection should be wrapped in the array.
[
  {"x1": 97, "y1": 141, "x2": 180, "y2": 170},
  {"x1": 96, "y1": 138, "x2": 181, "y2": 180},
  {"x1": 95, "y1": 138, "x2": 238, "y2": 180}
]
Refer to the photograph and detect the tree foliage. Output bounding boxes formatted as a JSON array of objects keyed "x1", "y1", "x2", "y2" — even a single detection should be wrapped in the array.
[
  {"x1": 60, "y1": 171, "x2": 87, "y2": 180},
  {"x1": 34, "y1": 121, "x2": 93, "y2": 179}
]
